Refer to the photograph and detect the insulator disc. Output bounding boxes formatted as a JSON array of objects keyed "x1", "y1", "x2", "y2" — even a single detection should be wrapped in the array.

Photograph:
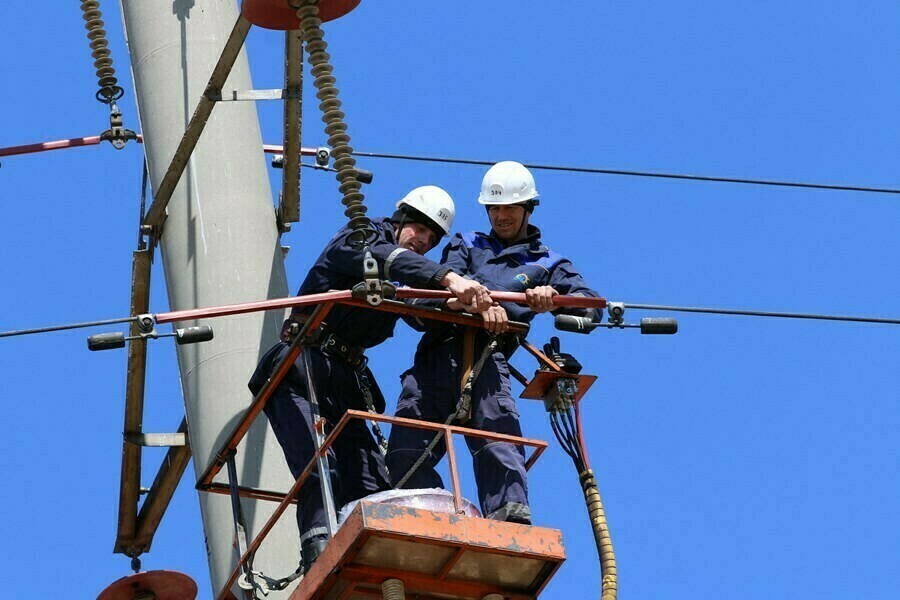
[
  {"x1": 242, "y1": 0, "x2": 361, "y2": 30},
  {"x1": 97, "y1": 570, "x2": 198, "y2": 600}
]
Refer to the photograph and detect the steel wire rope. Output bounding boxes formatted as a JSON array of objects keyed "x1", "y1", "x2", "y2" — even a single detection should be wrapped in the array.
[
  {"x1": 623, "y1": 303, "x2": 900, "y2": 325},
  {"x1": 352, "y1": 150, "x2": 900, "y2": 196},
  {"x1": 3, "y1": 136, "x2": 899, "y2": 197}
]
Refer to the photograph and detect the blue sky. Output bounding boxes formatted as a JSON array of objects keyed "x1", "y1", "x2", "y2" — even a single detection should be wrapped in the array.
[{"x1": 1, "y1": 1, "x2": 898, "y2": 598}]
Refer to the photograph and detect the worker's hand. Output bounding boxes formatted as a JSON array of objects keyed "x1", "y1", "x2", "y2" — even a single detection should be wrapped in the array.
[
  {"x1": 480, "y1": 304, "x2": 509, "y2": 335},
  {"x1": 525, "y1": 285, "x2": 559, "y2": 313},
  {"x1": 443, "y1": 272, "x2": 493, "y2": 313}
]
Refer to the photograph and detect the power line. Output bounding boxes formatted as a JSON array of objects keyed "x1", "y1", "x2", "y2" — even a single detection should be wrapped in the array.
[
  {"x1": 3, "y1": 137, "x2": 897, "y2": 196},
  {"x1": 352, "y1": 150, "x2": 900, "y2": 196},
  {"x1": 0, "y1": 316, "x2": 136, "y2": 339},
  {"x1": 623, "y1": 303, "x2": 900, "y2": 325}
]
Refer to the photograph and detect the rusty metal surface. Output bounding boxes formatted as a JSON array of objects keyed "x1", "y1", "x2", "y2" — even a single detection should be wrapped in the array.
[
  {"x1": 339, "y1": 565, "x2": 534, "y2": 600},
  {"x1": 289, "y1": 502, "x2": 564, "y2": 599},
  {"x1": 196, "y1": 302, "x2": 335, "y2": 488},
  {"x1": 97, "y1": 570, "x2": 198, "y2": 600},
  {"x1": 280, "y1": 30, "x2": 302, "y2": 225},
  {"x1": 114, "y1": 249, "x2": 152, "y2": 554},
  {"x1": 520, "y1": 340, "x2": 563, "y2": 372},
  {"x1": 156, "y1": 289, "x2": 350, "y2": 325},
  {"x1": 354, "y1": 536, "x2": 457, "y2": 574},
  {"x1": 142, "y1": 15, "x2": 253, "y2": 227},
  {"x1": 341, "y1": 410, "x2": 548, "y2": 452},
  {"x1": 215, "y1": 399, "x2": 354, "y2": 600},
  {"x1": 241, "y1": 0, "x2": 361, "y2": 30},
  {"x1": 289, "y1": 508, "x2": 370, "y2": 600},
  {"x1": 448, "y1": 550, "x2": 549, "y2": 589},
  {"x1": 208, "y1": 379, "x2": 551, "y2": 599},
  {"x1": 128, "y1": 418, "x2": 192, "y2": 554},
  {"x1": 205, "y1": 482, "x2": 294, "y2": 504},
  {"x1": 520, "y1": 371, "x2": 598, "y2": 402},
  {"x1": 444, "y1": 433, "x2": 463, "y2": 513}
]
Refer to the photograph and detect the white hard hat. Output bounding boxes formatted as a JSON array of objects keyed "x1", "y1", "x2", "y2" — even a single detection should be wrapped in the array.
[
  {"x1": 396, "y1": 185, "x2": 456, "y2": 237},
  {"x1": 477, "y1": 161, "x2": 540, "y2": 206}
]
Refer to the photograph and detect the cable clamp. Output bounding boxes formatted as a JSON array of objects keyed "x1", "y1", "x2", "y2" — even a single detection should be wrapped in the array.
[
  {"x1": 100, "y1": 102, "x2": 138, "y2": 150},
  {"x1": 363, "y1": 246, "x2": 384, "y2": 306}
]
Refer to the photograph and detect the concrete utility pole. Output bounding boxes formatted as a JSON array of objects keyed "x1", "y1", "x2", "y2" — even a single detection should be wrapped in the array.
[{"x1": 119, "y1": 0, "x2": 298, "y2": 595}]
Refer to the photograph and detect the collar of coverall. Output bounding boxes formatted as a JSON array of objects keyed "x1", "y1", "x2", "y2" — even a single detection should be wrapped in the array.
[
  {"x1": 481, "y1": 224, "x2": 550, "y2": 256},
  {"x1": 372, "y1": 217, "x2": 396, "y2": 242}
]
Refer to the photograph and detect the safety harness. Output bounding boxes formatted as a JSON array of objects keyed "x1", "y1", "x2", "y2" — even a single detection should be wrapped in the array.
[
  {"x1": 283, "y1": 316, "x2": 389, "y2": 458},
  {"x1": 392, "y1": 331, "x2": 499, "y2": 490}
]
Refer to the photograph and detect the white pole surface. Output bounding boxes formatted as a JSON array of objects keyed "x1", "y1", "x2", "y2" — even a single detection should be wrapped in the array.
[{"x1": 118, "y1": 0, "x2": 299, "y2": 595}]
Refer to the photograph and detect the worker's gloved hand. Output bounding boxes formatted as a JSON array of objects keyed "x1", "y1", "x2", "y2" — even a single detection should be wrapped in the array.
[
  {"x1": 525, "y1": 285, "x2": 559, "y2": 313},
  {"x1": 480, "y1": 303, "x2": 509, "y2": 335},
  {"x1": 443, "y1": 272, "x2": 493, "y2": 313}
]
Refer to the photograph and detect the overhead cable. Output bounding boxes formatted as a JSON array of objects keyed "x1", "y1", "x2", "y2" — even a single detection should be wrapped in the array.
[
  {"x1": 0, "y1": 135, "x2": 900, "y2": 195},
  {"x1": 352, "y1": 150, "x2": 900, "y2": 196},
  {"x1": 3, "y1": 137, "x2": 898, "y2": 197},
  {"x1": 623, "y1": 303, "x2": 900, "y2": 325},
  {"x1": 0, "y1": 316, "x2": 137, "y2": 339}
]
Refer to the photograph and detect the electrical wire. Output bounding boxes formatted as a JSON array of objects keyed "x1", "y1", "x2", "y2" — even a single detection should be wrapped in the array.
[
  {"x1": 3, "y1": 136, "x2": 898, "y2": 197},
  {"x1": 352, "y1": 150, "x2": 900, "y2": 196},
  {"x1": 0, "y1": 316, "x2": 136, "y2": 339},
  {"x1": 623, "y1": 303, "x2": 900, "y2": 325}
]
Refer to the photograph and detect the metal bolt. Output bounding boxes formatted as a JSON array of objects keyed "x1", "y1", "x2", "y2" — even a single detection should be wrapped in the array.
[{"x1": 315, "y1": 146, "x2": 330, "y2": 166}]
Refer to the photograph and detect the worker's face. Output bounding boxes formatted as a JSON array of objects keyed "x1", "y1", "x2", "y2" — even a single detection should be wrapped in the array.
[
  {"x1": 488, "y1": 204, "x2": 528, "y2": 242},
  {"x1": 397, "y1": 222, "x2": 438, "y2": 255}
]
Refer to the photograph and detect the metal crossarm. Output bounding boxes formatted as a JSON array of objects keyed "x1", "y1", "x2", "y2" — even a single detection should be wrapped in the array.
[
  {"x1": 279, "y1": 30, "x2": 304, "y2": 227},
  {"x1": 142, "y1": 15, "x2": 253, "y2": 228},
  {"x1": 196, "y1": 302, "x2": 336, "y2": 489}
]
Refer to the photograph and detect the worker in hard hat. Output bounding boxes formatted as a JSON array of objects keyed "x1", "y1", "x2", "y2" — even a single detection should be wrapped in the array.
[
  {"x1": 249, "y1": 185, "x2": 493, "y2": 571},
  {"x1": 387, "y1": 162, "x2": 602, "y2": 525}
]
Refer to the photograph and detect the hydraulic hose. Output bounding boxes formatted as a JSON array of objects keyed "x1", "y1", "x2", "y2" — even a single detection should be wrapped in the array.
[{"x1": 580, "y1": 469, "x2": 617, "y2": 600}]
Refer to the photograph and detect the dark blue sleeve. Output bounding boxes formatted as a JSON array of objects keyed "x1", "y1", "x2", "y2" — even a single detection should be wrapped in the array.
[
  {"x1": 548, "y1": 258, "x2": 604, "y2": 323},
  {"x1": 402, "y1": 234, "x2": 471, "y2": 330},
  {"x1": 324, "y1": 225, "x2": 450, "y2": 289}
]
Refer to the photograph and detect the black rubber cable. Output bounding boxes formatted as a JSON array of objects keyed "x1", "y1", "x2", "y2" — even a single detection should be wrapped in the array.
[
  {"x1": 0, "y1": 317, "x2": 136, "y2": 339},
  {"x1": 352, "y1": 150, "x2": 900, "y2": 196},
  {"x1": 623, "y1": 303, "x2": 900, "y2": 325}
]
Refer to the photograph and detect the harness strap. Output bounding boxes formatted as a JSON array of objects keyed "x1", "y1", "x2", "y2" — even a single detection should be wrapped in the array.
[
  {"x1": 393, "y1": 333, "x2": 498, "y2": 490},
  {"x1": 354, "y1": 364, "x2": 389, "y2": 459}
]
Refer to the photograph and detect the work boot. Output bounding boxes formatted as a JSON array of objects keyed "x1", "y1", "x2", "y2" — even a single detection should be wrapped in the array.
[
  {"x1": 301, "y1": 535, "x2": 329, "y2": 573},
  {"x1": 487, "y1": 502, "x2": 532, "y2": 526},
  {"x1": 505, "y1": 514, "x2": 532, "y2": 526}
]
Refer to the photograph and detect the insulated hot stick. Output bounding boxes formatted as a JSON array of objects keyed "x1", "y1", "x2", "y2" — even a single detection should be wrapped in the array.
[{"x1": 394, "y1": 289, "x2": 608, "y2": 310}]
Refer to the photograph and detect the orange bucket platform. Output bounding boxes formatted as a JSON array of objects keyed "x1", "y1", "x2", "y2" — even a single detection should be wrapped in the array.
[{"x1": 291, "y1": 501, "x2": 566, "y2": 599}]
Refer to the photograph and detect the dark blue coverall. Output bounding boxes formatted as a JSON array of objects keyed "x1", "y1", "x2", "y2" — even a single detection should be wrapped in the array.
[
  {"x1": 387, "y1": 225, "x2": 601, "y2": 523},
  {"x1": 249, "y1": 217, "x2": 452, "y2": 544}
]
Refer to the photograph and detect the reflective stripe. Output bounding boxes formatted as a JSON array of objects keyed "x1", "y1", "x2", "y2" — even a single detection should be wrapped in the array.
[
  {"x1": 384, "y1": 247, "x2": 409, "y2": 280},
  {"x1": 299, "y1": 527, "x2": 329, "y2": 544}
]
